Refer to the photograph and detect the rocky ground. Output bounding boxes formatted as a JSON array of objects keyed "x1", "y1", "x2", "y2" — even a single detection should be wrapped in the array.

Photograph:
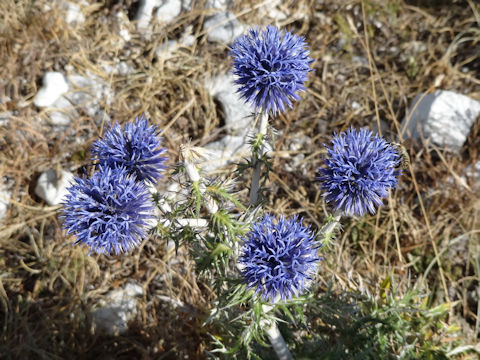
[{"x1": 0, "y1": 0, "x2": 479, "y2": 358}]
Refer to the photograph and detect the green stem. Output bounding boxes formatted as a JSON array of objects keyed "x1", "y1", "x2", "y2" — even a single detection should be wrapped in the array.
[
  {"x1": 249, "y1": 111, "x2": 293, "y2": 359},
  {"x1": 249, "y1": 111, "x2": 269, "y2": 206}
]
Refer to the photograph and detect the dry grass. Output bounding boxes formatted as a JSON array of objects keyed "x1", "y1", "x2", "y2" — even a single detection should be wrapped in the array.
[{"x1": 0, "y1": 0, "x2": 479, "y2": 358}]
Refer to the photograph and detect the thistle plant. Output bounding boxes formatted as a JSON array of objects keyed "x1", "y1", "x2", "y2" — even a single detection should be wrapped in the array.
[
  {"x1": 62, "y1": 165, "x2": 155, "y2": 255},
  {"x1": 58, "y1": 25, "x2": 407, "y2": 360},
  {"x1": 62, "y1": 116, "x2": 167, "y2": 253},
  {"x1": 317, "y1": 127, "x2": 401, "y2": 217},
  {"x1": 314, "y1": 127, "x2": 402, "y2": 249},
  {"x1": 91, "y1": 115, "x2": 167, "y2": 184},
  {"x1": 211, "y1": 25, "x2": 330, "y2": 360},
  {"x1": 231, "y1": 25, "x2": 313, "y2": 115},
  {"x1": 240, "y1": 214, "x2": 320, "y2": 302},
  {"x1": 231, "y1": 25, "x2": 313, "y2": 206}
]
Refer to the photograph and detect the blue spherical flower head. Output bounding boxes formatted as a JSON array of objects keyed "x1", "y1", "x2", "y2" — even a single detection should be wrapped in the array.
[
  {"x1": 61, "y1": 165, "x2": 155, "y2": 255},
  {"x1": 239, "y1": 214, "x2": 321, "y2": 302},
  {"x1": 230, "y1": 25, "x2": 314, "y2": 115},
  {"x1": 318, "y1": 128, "x2": 401, "y2": 216},
  {"x1": 91, "y1": 116, "x2": 167, "y2": 184}
]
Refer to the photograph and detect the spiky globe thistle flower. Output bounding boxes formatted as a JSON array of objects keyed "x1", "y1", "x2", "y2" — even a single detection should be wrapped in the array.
[
  {"x1": 91, "y1": 116, "x2": 167, "y2": 184},
  {"x1": 61, "y1": 165, "x2": 155, "y2": 255},
  {"x1": 230, "y1": 25, "x2": 314, "y2": 115},
  {"x1": 239, "y1": 214, "x2": 321, "y2": 302},
  {"x1": 318, "y1": 128, "x2": 401, "y2": 216}
]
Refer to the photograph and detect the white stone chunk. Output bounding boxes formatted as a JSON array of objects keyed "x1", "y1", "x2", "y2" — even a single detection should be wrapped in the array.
[
  {"x1": 258, "y1": 0, "x2": 287, "y2": 20},
  {"x1": 65, "y1": 2, "x2": 85, "y2": 24},
  {"x1": 101, "y1": 61, "x2": 134, "y2": 76},
  {"x1": 67, "y1": 74, "x2": 100, "y2": 112},
  {"x1": 35, "y1": 169, "x2": 74, "y2": 206},
  {"x1": 92, "y1": 283, "x2": 144, "y2": 335},
  {"x1": 402, "y1": 90, "x2": 480, "y2": 151},
  {"x1": 204, "y1": 11, "x2": 244, "y2": 44},
  {"x1": 46, "y1": 96, "x2": 77, "y2": 126},
  {"x1": 204, "y1": 135, "x2": 249, "y2": 172},
  {"x1": 205, "y1": 0, "x2": 231, "y2": 10},
  {"x1": 207, "y1": 73, "x2": 253, "y2": 135},
  {"x1": 114, "y1": 11, "x2": 131, "y2": 43},
  {"x1": 0, "y1": 111, "x2": 11, "y2": 126},
  {"x1": 155, "y1": 29, "x2": 196, "y2": 59},
  {"x1": 155, "y1": 0, "x2": 181, "y2": 23},
  {"x1": 136, "y1": 0, "x2": 158, "y2": 30},
  {"x1": 155, "y1": 39, "x2": 178, "y2": 59},
  {"x1": 182, "y1": 34, "x2": 195, "y2": 47},
  {"x1": 33, "y1": 72, "x2": 69, "y2": 108},
  {"x1": 119, "y1": 29, "x2": 131, "y2": 41},
  {"x1": 65, "y1": 72, "x2": 114, "y2": 124},
  {"x1": 0, "y1": 188, "x2": 11, "y2": 223}
]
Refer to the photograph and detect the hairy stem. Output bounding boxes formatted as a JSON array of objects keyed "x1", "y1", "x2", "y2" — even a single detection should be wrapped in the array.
[
  {"x1": 249, "y1": 111, "x2": 269, "y2": 206},
  {"x1": 249, "y1": 112, "x2": 293, "y2": 359},
  {"x1": 266, "y1": 324, "x2": 294, "y2": 360},
  {"x1": 260, "y1": 301, "x2": 293, "y2": 360}
]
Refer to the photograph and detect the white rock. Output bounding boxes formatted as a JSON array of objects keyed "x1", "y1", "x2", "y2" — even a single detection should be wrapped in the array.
[
  {"x1": 0, "y1": 111, "x2": 11, "y2": 126},
  {"x1": 155, "y1": 30, "x2": 196, "y2": 59},
  {"x1": 33, "y1": 70, "x2": 112, "y2": 126},
  {"x1": 48, "y1": 112, "x2": 72, "y2": 126},
  {"x1": 258, "y1": 0, "x2": 287, "y2": 21},
  {"x1": 207, "y1": 73, "x2": 254, "y2": 135},
  {"x1": 33, "y1": 72, "x2": 69, "y2": 108},
  {"x1": 204, "y1": 11, "x2": 244, "y2": 44},
  {"x1": 46, "y1": 96, "x2": 77, "y2": 126},
  {"x1": 35, "y1": 169, "x2": 74, "y2": 206},
  {"x1": 101, "y1": 61, "x2": 134, "y2": 76},
  {"x1": 114, "y1": 11, "x2": 131, "y2": 43},
  {"x1": 181, "y1": 0, "x2": 193, "y2": 11},
  {"x1": 155, "y1": 0, "x2": 181, "y2": 23},
  {"x1": 65, "y1": 2, "x2": 85, "y2": 24},
  {"x1": 113, "y1": 62, "x2": 134, "y2": 76},
  {"x1": 266, "y1": 7, "x2": 287, "y2": 21},
  {"x1": 67, "y1": 74, "x2": 99, "y2": 110},
  {"x1": 65, "y1": 72, "x2": 113, "y2": 123},
  {"x1": 216, "y1": 91, "x2": 253, "y2": 133},
  {"x1": 402, "y1": 90, "x2": 480, "y2": 151},
  {"x1": 0, "y1": 188, "x2": 11, "y2": 223},
  {"x1": 182, "y1": 34, "x2": 195, "y2": 47},
  {"x1": 203, "y1": 135, "x2": 249, "y2": 172},
  {"x1": 119, "y1": 29, "x2": 131, "y2": 41},
  {"x1": 136, "y1": 0, "x2": 158, "y2": 30},
  {"x1": 155, "y1": 39, "x2": 178, "y2": 59},
  {"x1": 205, "y1": 0, "x2": 230, "y2": 9},
  {"x1": 92, "y1": 283, "x2": 143, "y2": 335}
]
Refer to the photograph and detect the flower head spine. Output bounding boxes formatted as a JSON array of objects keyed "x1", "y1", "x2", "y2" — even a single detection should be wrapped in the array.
[
  {"x1": 91, "y1": 116, "x2": 167, "y2": 184},
  {"x1": 317, "y1": 128, "x2": 401, "y2": 216},
  {"x1": 239, "y1": 214, "x2": 321, "y2": 302},
  {"x1": 230, "y1": 25, "x2": 314, "y2": 115},
  {"x1": 61, "y1": 165, "x2": 155, "y2": 255}
]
